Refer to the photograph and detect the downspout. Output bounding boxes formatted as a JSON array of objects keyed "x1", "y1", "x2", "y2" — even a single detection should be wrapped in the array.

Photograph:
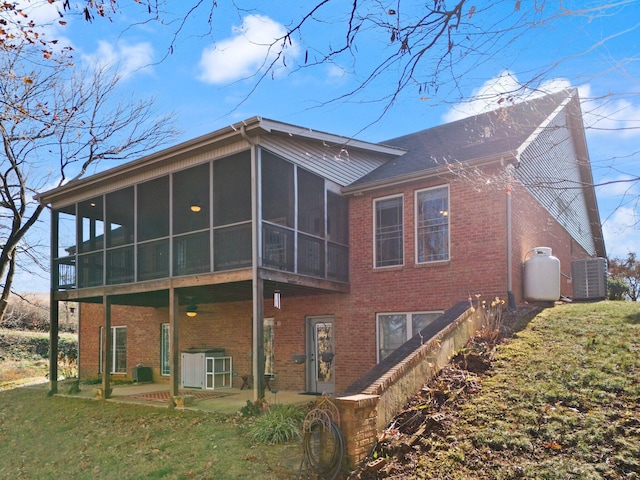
[
  {"x1": 242, "y1": 125, "x2": 266, "y2": 402},
  {"x1": 506, "y1": 165, "x2": 516, "y2": 309}
]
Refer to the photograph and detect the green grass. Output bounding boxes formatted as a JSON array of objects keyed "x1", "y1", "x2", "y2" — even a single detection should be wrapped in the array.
[
  {"x1": 2, "y1": 302, "x2": 639, "y2": 479},
  {"x1": 0, "y1": 387, "x2": 304, "y2": 479},
  {"x1": 405, "y1": 301, "x2": 640, "y2": 479}
]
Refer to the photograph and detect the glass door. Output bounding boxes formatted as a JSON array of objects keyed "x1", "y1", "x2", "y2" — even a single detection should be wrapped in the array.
[{"x1": 306, "y1": 316, "x2": 335, "y2": 394}]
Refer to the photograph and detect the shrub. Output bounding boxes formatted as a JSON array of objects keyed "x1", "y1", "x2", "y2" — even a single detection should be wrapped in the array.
[
  {"x1": 246, "y1": 404, "x2": 306, "y2": 444},
  {"x1": 607, "y1": 277, "x2": 629, "y2": 300}
]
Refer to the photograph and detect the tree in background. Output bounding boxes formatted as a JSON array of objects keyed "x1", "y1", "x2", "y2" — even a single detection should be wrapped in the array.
[
  {"x1": 608, "y1": 253, "x2": 640, "y2": 302},
  {"x1": 0, "y1": 34, "x2": 178, "y2": 322}
]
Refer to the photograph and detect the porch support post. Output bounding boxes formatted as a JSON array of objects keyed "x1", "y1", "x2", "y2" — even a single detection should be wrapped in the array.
[
  {"x1": 48, "y1": 295, "x2": 59, "y2": 396},
  {"x1": 48, "y1": 208, "x2": 59, "y2": 396},
  {"x1": 101, "y1": 295, "x2": 112, "y2": 399},
  {"x1": 252, "y1": 277, "x2": 265, "y2": 401},
  {"x1": 247, "y1": 128, "x2": 265, "y2": 402},
  {"x1": 169, "y1": 287, "x2": 179, "y2": 408}
]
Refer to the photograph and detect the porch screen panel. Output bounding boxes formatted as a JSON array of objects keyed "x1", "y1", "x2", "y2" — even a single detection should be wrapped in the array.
[
  {"x1": 298, "y1": 233, "x2": 324, "y2": 277},
  {"x1": 106, "y1": 187, "x2": 135, "y2": 285},
  {"x1": 261, "y1": 151, "x2": 294, "y2": 228},
  {"x1": 298, "y1": 168, "x2": 324, "y2": 237},
  {"x1": 327, "y1": 243, "x2": 348, "y2": 281},
  {"x1": 375, "y1": 196, "x2": 403, "y2": 267},
  {"x1": 416, "y1": 186, "x2": 449, "y2": 263},
  {"x1": 214, "y1": 224, "x2": 252, "y2": 270},
  {"x1": 327, "y1": 192, "x2": 348, "y2": 245},
  {"x1": 137, "y1": 239, "x2": 169, "y2": 281},
  {"x1": 213, "y1": 152, "x2": 251, "y2": 226},
  {"x1": 77, "y1": 252, "x2": 103, "y2": 288},
  {"x1": 213, "y1": 152, "x2": 251, "y2": 271},
  {"x1": 173, "y1": 231, "x2": 210, "y2": 276},
  {"x1": 173, "y1": 163, "x2": 210, "y2": 235},
  {"x1": 327, "y1": 192, "x2": 349, "y2": 281},
  {"x1": 106, "y1": 246, "x2": 134, "y2": 284},
  {"x1": 137, "y1": 176, "x2": 169, "y2": 242},
  {"x1": 54, "y1": 207, "x2": 77, "y2": 290},
  {"x1": 262, "y1": 224, "x2": 294, "y2": 271},
  {"x1": 106, "y1": 187, "x2": 134, "y2": 248},
  {"x1": 78, "y1": 196, "x2": 104, "y2": 254}
]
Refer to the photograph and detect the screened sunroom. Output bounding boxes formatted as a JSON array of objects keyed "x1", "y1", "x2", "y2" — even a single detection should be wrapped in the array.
[
  {"x1": 52, "y1": 149, "x2": 350, "y2": 291},
  {"x1": 37, "y1": 117, "x2": 403, "y2": 402}
]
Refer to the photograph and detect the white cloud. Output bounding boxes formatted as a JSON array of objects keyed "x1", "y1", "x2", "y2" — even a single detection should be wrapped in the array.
[
  {"x1": 581, "y1": 96, "x2": 640, "y2": 139},
  {"x1": 198, "y1": 14, "x2": 299, "y2": 84},
  {"x1": 597, "y1": 175, "x2": 639, "y2": 199},
  {"x1": 602, "y1": 206, "x2": 640, "y2": 258},
  {"x1": 81, "y1": 40, "x2": 154, "y2": 79},
  {"x1": 442, "y1": 71, "x2": 571, "y2": 123},
  {"x1": 1, "y1": 0, "x2": 71, "y2": 48}
]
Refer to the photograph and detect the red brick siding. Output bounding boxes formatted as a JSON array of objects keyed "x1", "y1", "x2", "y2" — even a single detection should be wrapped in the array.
[
  {"x1": 77, "y1": 169, "x2": 596, "y2": 393},
  {"x1": 510, "y1": 181, "x2": 592, "y2": 302}
]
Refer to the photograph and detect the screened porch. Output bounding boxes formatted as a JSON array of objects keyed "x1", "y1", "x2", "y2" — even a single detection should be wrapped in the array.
[{"x1": 51, "y1": 148, "x2": 349, "y2": 295}]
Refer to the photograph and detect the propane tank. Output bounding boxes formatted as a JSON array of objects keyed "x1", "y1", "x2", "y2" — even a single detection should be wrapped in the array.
[{"x1": 523, "y1": 247, "x2": 560, "y2": 302}]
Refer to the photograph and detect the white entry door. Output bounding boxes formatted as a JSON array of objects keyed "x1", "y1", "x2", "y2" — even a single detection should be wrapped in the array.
[{"x1": 306, "y1": 316, "x2": 335, "y2": 394}]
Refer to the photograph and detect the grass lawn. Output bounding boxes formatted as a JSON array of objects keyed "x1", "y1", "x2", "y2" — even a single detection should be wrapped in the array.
[
  {"x1": 1, "y1": 301, "x2": 638, "y2": 479},
  {"x1": 356, "y1": 301, "x2": 639, "y2": 479},
  {"x1": 0, "y1": 385, "x2": 303, "y2": 479}
]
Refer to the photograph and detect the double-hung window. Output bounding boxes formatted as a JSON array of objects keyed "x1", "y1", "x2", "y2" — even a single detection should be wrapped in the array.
[
  {"x1": 377, "y1": 312, "x2": 443, "y2": 361},
  {"x1": 415, "y1": 186, "x2": 449, "y2": 263},
  {"x1": 99, "y1": 326, "x2": 127, "y2": 374},
  {"x1": 374, "y1": 195, "x2": 403, "y2": 267},
  {"x1": 160, "y1": 323, "x2": 170, "y2": 376}
]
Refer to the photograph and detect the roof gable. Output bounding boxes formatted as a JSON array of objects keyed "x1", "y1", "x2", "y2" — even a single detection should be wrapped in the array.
[{"x1": 351, "y1": 89, "x2": 572, "y2": 187}]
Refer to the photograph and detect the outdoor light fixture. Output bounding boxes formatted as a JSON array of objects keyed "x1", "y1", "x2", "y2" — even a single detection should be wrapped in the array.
[
  {"x1": 186, "y1": 302, "x2": 198, "y2": 317},
  {"x1": 189, "y1": 200, "x2": 202, "y2": 213}
]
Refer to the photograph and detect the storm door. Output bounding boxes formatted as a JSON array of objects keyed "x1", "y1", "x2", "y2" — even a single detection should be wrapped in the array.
[{"x1": 306, "y1": 316, "x2": 335, "y2": 394}]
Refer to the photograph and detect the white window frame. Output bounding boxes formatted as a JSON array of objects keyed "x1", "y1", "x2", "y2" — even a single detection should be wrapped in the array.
[
  {"x1": 264, "y1": 318, "x2": 275, "y2": 376},
  {"x1": 376, "y1": 311, "x2": 443, "y2": 362},
  {"x1": 98, "y1": 326, "x2": 127, "y2": 374},
  {"x1": 373, "y1": 194, "x2": 404, "y2": 268},
  {"x1": 160, "y1": 323, "x2": 170, "y2": 376},
  {"x1": 415, "y1": 185, "x2": 450, "y2": 264}
]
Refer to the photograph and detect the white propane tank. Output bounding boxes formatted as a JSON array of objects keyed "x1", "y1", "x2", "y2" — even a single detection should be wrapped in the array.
[{"x1": 523, "y1": 247, "x2": 561, "y2": 302}]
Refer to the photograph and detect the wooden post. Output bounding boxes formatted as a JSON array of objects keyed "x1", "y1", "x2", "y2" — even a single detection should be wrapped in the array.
[
  {"x1": 48, "y1": 295, "x2": 59, "y2": 396},
  {"x1": 101, "y1": 295, "x2": 112, "y2": 399},
  {"x1": 169, "y1": 288, "x2": 179, "y2": 408},
  {"x1": 248, "y1": 131, "x2": 265, "y2": 402},
  {"x1": 48, "y1": 209, "x2": 59, "y2": 396}
]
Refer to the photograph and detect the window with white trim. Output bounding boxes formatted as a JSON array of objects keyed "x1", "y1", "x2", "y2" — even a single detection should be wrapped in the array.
[
  {"x1": 264, "y1": 318, "x2": 275, "y2": 376},
  {"x1": 98, "y1": 326, "x2": 127, "y2": 374},
  {"x1": 374, "y1": 195, "x2": 403, "y2": 267},
  {"x1": 415, "y1": 186, "x2": 449, "y2": 263},
  {"x1": 160, "y1": 323, "x2": 170, "y2": 376},
  {"x1": 377, "y1": 312, "x2": 443, "y2": 361}
]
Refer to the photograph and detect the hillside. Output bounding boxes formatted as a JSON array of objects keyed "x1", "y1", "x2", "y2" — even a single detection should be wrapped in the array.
[
  {"x1": 0, "y1": 328, "x2": 77, "y2": 389},
  {"x1": 348, "y1": 301, "x2": 640, "y2": 479}
]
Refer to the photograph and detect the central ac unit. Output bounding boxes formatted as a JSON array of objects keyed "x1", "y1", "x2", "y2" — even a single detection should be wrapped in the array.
[{"x1": 571, "y1": 258, "x2": 607, "y2": 301}]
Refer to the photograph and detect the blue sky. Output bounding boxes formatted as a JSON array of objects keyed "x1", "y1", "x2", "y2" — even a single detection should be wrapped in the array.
[{"x1": 10, "y1": 0, "x2": 640, "y2": 292}]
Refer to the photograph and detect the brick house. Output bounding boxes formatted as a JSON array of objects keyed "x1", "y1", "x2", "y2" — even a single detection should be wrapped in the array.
[{"x1": 36, "y1": 89, "x2": 605, "y2": 401}]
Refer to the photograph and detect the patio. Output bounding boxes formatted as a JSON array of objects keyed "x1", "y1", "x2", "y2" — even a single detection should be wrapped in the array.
[{"x1": 63, "y1": 382, "x2": 317, "y2": 414}]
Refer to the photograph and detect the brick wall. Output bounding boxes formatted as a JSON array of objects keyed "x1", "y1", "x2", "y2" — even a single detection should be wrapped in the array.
[
  {"x1": 77, "y1": 168, "x2": 595, "y2": 395},
  {"x1": 510, "y1": 180, "x2": 592, "y2": 302}
]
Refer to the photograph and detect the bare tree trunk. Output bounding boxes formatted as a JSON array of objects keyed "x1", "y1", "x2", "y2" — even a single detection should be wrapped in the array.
[{"x1": 0, "y1": 252, "x2": 16, "y2": 323}]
